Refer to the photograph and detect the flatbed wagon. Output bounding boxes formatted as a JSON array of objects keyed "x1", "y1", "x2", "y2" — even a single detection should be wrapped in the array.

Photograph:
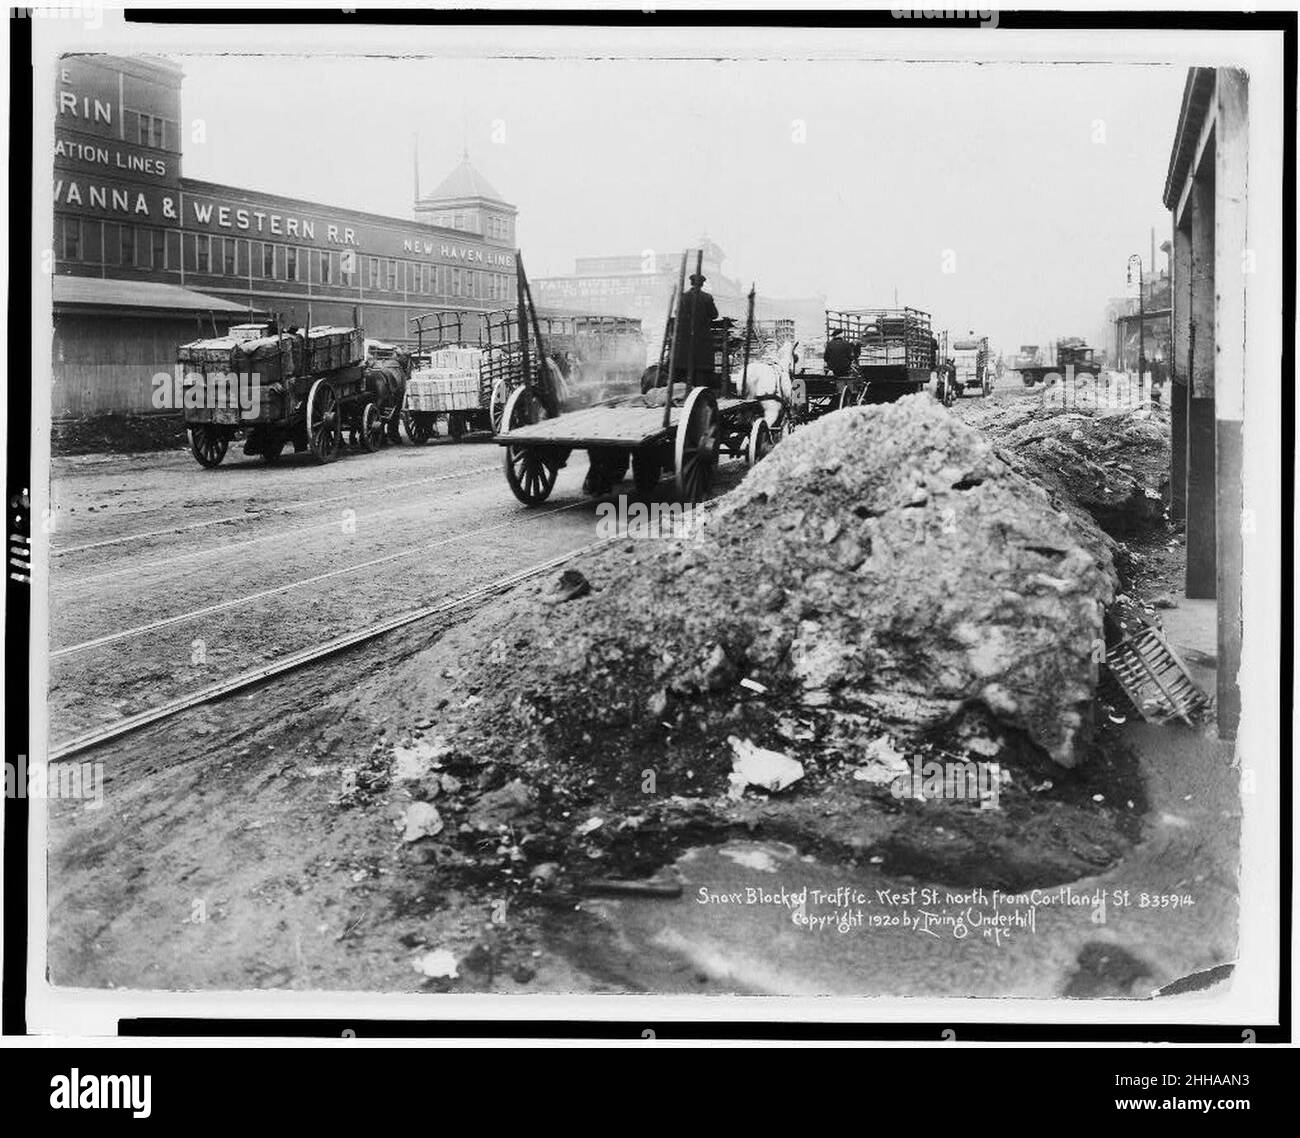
[{"x1": 496, "y1": 250, "x2": 783, "y2": 505}]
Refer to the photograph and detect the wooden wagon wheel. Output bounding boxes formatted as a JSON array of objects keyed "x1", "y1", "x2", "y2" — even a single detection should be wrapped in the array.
[
  {"x1": 746, "y1": 418, "x2": 774, "y2": 467},
  {"x1": 489, "y1": 379, "x2": 510, "y2": 434},
  {"x1": 188, "y1": 425, "x2": 228, "y2": 468},
  {"x1": 306, "y1": 379, "x2": 341, "y2": 464},
  {"x1": 402, "y1": 410, "x2": 433, "y2": 445},
  {"x1": 358, "y1": 402, "x2": 383, "y2": 453},
  {"x1": 501, "y1": 386, "x2": 559, "y2": 506},
  {"x1": 673, "y1": 386, "x2": 718, "y2": 503}
]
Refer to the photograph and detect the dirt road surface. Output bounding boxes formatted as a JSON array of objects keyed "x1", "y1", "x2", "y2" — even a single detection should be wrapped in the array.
[{"x1": 43, "y1": 393, "x2": 1238, "y2": 1002}]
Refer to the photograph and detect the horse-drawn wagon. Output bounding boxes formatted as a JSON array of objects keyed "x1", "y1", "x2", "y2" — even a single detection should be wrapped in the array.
[
  {"x1": 178, "y1": 314, "x2": 379, "y2": 467},
  {"x1": 495, "y1": 251, "x2": 790, "y2": 505},
  {"x1": 791, "y1": 307, "x2": 938, "y2": 423}
]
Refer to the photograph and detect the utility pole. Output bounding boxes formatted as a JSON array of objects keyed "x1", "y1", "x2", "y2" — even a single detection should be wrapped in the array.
[{"x1": 1127, "y1": 252, "x2": 1145, "y2": 388}]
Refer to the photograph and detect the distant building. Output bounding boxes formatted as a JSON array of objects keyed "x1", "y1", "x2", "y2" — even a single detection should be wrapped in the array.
[
  {"x1": 52, "y1": 54, "x2": 519, "y2": 416},
  {"x1": 533, "y1": 236, "x2": 826, "y2": 343}
]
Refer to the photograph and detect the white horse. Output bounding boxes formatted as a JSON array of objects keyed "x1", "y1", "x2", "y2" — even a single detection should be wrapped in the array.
[{"x1": 736, "y1": 339, "x2": 797, "y2": 428}]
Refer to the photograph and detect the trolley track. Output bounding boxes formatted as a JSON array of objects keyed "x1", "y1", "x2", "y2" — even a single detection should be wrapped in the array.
[
  {"x1": 50, "y1": 496, "x2": 587, "y2": 658},
  {"x1": 47, "y1": 538, "x2": 614, "y2": 762}
]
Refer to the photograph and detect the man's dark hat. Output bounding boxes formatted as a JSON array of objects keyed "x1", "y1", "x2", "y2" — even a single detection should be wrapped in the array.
[{"x1": 689, "y1": 272, "x2": 707, "y2": 284}]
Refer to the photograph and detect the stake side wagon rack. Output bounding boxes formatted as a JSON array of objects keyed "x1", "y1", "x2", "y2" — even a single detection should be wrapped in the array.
[
  {"x1": 495, "y1": 250, "x2": 784, "y2": 505},
  {"x1": 791, "y1": 305, "x2": 938, "y2": 422}
]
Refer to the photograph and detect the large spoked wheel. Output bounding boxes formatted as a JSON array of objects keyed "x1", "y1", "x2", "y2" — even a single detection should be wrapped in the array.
[
  {"x1": 502, "y1": 387, "x2": 559, "y2": 506},
  {"x1": 673, "y1": 387, "x2": 719, "y2": 503},
  {"x1": 189, "y1": 425, "x2": 228, "y2": 468},
  {"x1": 489, "y1": 379, "x2": 510, "y2": 434},
  {"x1": 358, "y1": 402, "x2": 383, "y2": 452},
  {"x1": 306, "y1": 379, "x2": 341, "y2": 464},
  {"x1": 746, "y1": 418, "x2": 774, "y2": 467},
  {"x1": 403, "y1": 411, "x2": 435, "y2": 445},
  {"x1": 632, "y1": 450, "x2": 662, "y2": 494}
]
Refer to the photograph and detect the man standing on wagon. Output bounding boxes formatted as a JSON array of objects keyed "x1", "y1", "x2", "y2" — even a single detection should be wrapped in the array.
[{"x1": 672, "y1": 272, "x2": 720, "y2": 392}]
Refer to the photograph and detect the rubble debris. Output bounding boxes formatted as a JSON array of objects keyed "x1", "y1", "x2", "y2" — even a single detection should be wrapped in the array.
[
  {"x1": 543, "y1": 568, "x2": 592, "y2": 605},
  {"x1": 727, "y1": 736, "x2": 805, "y2": 798},
  {"x1": 392, "y1": 735, "x2": 452, "y2": 781},
  {"x1": 467, "y1": 779, "x2": 535, "y2": 832},
  {"x1": 400, "y1": 802, "x2": 444, "y2": 842},
  {"x1": 957, "y1": 398, "x2": 1171, "y2": 539},
  {"x1": 413, "y1": 949, "x2": 459, "y2": 979}
]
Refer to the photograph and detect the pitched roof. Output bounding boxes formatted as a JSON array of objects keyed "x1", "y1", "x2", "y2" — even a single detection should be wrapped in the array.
[
  {"x1": 53, "y1": 275, "x2": 252, "y2": 315},
  {"x1": 423, "y1": 157, "x2": 510, "y2": 206}
]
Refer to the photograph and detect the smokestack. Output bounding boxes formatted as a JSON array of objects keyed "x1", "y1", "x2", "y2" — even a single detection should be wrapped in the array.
[{"x1": 413, "y1": 133, "x2": 421, "y2": 205}]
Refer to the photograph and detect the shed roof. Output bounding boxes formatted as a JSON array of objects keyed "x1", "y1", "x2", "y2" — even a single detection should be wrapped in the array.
[{"x1": 53, "y1": 276, "x2": 252, "y2": 316}]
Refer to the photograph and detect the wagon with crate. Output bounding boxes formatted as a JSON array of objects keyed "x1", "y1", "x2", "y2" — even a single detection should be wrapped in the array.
[
  {"x1": 177, "y1": 315, "x2": 373, "y2": 467},
  {"x1": 534, "y1": 313, "x2": 647, "y2": 401},
  {"x1": 403, "y1": 309, "x2": 527, "y2": 443},
  {"x1": 791, "y1": 307, "x2": 938, "y2": 422},
  {"x1": 496, "y1": 251, "x2": 785, "y2": 505}
]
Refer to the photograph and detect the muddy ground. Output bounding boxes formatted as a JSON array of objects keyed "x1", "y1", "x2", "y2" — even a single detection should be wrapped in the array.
[{"x1": 45, "y1": 383, "x2": 1233, "y2": 998}]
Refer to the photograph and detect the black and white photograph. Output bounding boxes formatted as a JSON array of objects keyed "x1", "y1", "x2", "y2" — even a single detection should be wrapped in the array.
[{"x1": 3, "y1": 3, "x2": 1292, "y2": 1073}]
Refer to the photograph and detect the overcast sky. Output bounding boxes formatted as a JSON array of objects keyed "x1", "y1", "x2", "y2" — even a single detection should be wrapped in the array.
[{"x1": 176, "y1": 53, "x2": 1187, "y2": 351}]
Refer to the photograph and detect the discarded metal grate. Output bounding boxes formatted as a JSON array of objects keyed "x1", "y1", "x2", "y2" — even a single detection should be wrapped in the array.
[{"x1": 1104, "y1": 617, "x2": 1213, "y2": 726}]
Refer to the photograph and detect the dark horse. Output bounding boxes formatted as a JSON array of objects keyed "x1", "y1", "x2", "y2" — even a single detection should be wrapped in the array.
[{"x1": 363, "y1": 350, "x2": 413, "y2": 444}]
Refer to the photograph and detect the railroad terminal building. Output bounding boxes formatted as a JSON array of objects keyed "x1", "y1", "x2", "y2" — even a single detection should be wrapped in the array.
[{"x1": 52, "y1": 54, "x2": 520, "y2": 417}]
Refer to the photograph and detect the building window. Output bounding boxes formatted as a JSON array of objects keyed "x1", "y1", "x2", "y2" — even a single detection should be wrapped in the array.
[
  {"x1": 122, "y1": 225, "x2": 139, "y2": 267},
  {"x1": 319, "y1": 250, "x2": 332, "y2": 285},
  {"x1": 464, "y1": 270, "x2": 474, "y2": 298},
  {"x1": 222, "y1": 238, "x2": 237, "y2": 276},
  {"x1": 367, "y1": 256, "x2": 379, "y2": 289},
  {"x1": 62, "y1": 217, "x2": 81, "y2": 260},
  {"x1": 151, "y1": 227, "x2": 166, "y2": 269},
  {"x1": 386, "y1": 260, "x2": 397, "y2": 291},
  {"x1": 195, "y1": 234, "x2": 210, "y2": 273},
  {"x1": 263, "y1": 242, "x2": 276, "y2": 279},
  {"x1": 286, "y1": 246, "x2": 298, "y2": 282}
]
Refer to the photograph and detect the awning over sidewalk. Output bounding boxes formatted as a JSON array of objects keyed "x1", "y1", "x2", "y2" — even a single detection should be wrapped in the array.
[{"x1": 53, "y1": 275, "x2": 256, "y2": 318}]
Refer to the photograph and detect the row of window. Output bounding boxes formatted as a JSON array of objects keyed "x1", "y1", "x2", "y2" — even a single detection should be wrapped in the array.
[
  {"x1": 422, "y1": 210, "x2": 514, "y2": 242},
  {"x1": 55, "y1": 217, "x2": 516, "y2": 302},
  {"x1": 58, "y1": 215, "x2": 179, "y2": 270},
  {"x1": 122, "y1": 106, "x2": 179, "y2": 152}
]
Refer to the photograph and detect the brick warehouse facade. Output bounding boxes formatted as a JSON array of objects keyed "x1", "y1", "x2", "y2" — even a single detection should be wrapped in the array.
[{"x1": 51, "y1": 54, "x2": 519, "y2": 416}]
